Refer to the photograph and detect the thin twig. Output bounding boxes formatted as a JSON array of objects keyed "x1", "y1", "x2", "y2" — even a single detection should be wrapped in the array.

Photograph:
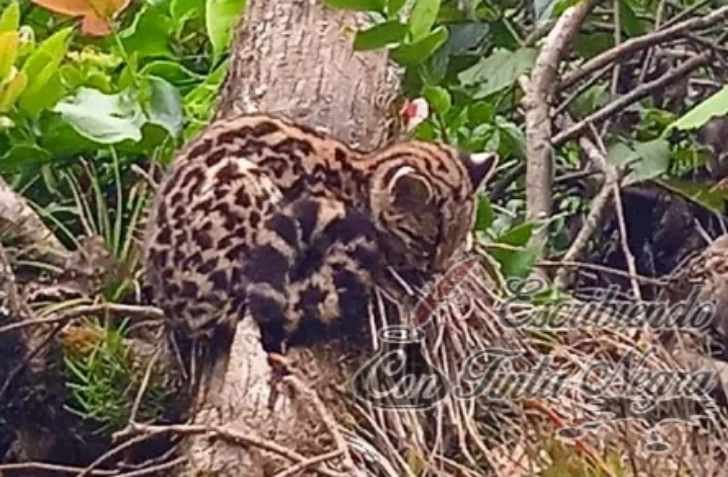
[
  {"x1": 273, "y1": 450, "x2": 345, "y2": 477},
  {"x1": 283, "y1": 375, "x2": 357, "y2": 475},
  {"x1": 0, "y1": 462, "x2": 116, "y2": 475},
  {"x1": 129, "y1": 344, "x2": 162, "y2": 423},
  {"x1": 558, "y1": 5, "x2": 728, "y2": 89},
  {"x1": 0, "y1": 303, "x2": 165, "y2": 336},
  {"x1": 114, "y1": 422, "x2": 347, "y2": 477},
  {"x1": 553, "y1": 53, "x2": 710, "y2": 145},
  {"x1": 113, "y1": 457, "x2": 186, "y2": 477}
]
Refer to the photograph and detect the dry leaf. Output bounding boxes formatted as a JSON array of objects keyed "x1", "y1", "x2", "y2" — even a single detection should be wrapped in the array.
[{"x1": 32, "y1": 0, "x2": 131, "y2": 36}]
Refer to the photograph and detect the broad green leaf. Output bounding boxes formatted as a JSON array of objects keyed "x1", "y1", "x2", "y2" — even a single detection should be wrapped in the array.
[
  {"x1": 474, "y1": 195, "x2": 493, "y2": 231},
  {"x1": 0, "y1": 31, "x2": 18, "y2": 82},
  {"x1": 458, "y1": 47, "x2": 537, "y2": 98},
  {"x1": 446, "y1": 22, "x2": 490, "y2": 55},
  {"x1": 423, "y1": 85, "x2": 451, "y2": 115},
  {"x1": 607, "y1": 141, "x2": 638, "y2": 168},
  {"x1": 495, "y1": 222, "x2": 534, "y2": 247},
  {"x1": 387, "y1": 0, "x2": 406, "y2": 16},
  {"x1": 573, "y1": 32, "x2": 613, "y2": 58},
  {"x1": 409, "y1": 0, "x2": 440, "y2": 41},
  {"x1": 145, "y1": 76, "x2": 183, "y2": 137},
  {"x1": 608, "y1": 139, "x2": 671, "y2": 184},
  {"x1": 390, "y1": 26, "x2": 448, "y2": 66},
  {"x1": 18, "y1": 26, "x2": 73, "y2": 117},
  {"x1": 468, "y1": 101, "x2": 495, "y2": 125},
  {"x1": 38, "y1": 115, "x2": 97, "y2": 157},
  {"x1": 668, "y1": 86, "x2": 728, "y2": 132},
  {"x1": 171, "y1": 0, "x2": 205, "y2": 23},
  {"x1": 496, "y1": 117, "x2": 526, "y2": 159},
  {"x1": 120, "y1": 5, "x2": 173, "y2": 58},
  {"x1": 494, "y1": 246, "x2": 540, "y2": 278},
  {"x1": 353, "y1": 20, "x2": 407, "y2": 51},
  {"x1": 489, "y1": 222, "x2": 541, "y2": 278},
  {"x1": 658, "y1": 178, "x2": 728, "y2": 215},
  {"x1": 324, "y1": 0, "x2": 384, "y2": 11},
  {"x1": 631, "y1": 138, "x2": 670, "y2": 183},
  {"x1": 140, "y1": 60, "x2": 205, "y2": 87},
  {"x1": 206, "y1": 0, "x2": 247, "y2": 60},
  {"x1": 0, "y1": 1, "x2": 19, "y2": 32},
  {"x1": 569, "y1": 83, "x2": 608, "y2": 116},
  {"x1": 0, "y1": 144, "x2": 52, "y2": 172},
  {"x1": 0, "y1": 69, "x2": 26, "y2": 111},
  {"x1": 53, "y1": 88, "x2": 146, "y2": 144},
  {"x1": 619, "y1": 0, "x2": 645, "y2": 37}
]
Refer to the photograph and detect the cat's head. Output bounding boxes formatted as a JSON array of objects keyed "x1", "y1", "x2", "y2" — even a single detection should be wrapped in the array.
[{"x1": 368, "y1": 141, "x2": 497, "y2": 275}]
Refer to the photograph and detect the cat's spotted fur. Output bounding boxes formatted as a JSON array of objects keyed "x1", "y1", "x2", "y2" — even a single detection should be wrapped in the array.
[{"x1": 143, "y1": 114, "x2": 497, "y2": 386}]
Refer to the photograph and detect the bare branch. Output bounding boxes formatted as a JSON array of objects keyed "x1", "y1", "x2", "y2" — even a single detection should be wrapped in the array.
[
  {"x1": 553, "y1": 52, "x2": 710, "y2": 145},
  {"x1": 559, "y1": 6, "x2": 728, "y2": 90},
  {"x1": 522, "y1": 0, "x2": 596, "y2": 246}
]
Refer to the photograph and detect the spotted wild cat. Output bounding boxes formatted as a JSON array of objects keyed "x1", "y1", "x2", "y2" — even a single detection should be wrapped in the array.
[{"x1": 143, "y1": 114, "x2": 497, "y2": 388}]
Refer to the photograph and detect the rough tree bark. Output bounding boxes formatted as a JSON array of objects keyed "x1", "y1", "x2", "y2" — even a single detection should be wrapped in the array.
[{"x1": 182, "y1": 1, "x2": 399, "y2": 475}]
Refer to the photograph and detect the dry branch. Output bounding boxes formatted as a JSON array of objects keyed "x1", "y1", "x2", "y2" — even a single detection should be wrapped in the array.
[
  {"x1": 553, "y1": 52, "x2": 710, "y2": 145},
  {"x1": 522, "y1": 0, "x2": 596, "y2": 246},
  {"x1": 559, "y1": 5, "x2": 728, "y2": 90}
]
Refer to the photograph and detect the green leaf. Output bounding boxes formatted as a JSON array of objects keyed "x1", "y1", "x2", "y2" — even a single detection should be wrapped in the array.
[
  {"x1": 145, "y1": 76, "x2": 183, "y2": 137},
  {"x1": 390, "y1": 26, "x2": 448, "y2": 66},
  {"x1": 489, "y1": 222, "x2": 540, "y2": 278},
  {"x1": 140, "y1": 60, "x2": 205, "y2": 87},
  {"x1": 37, "y1": 115, "x2": 97, "y2": 157},
  {"x1": 0, "y1": 1, "x2": 19, "y2": 32},
  {"x1": 354, "y1": 20, "x2": 407, "y2": 51},
  {"x1": 53, "y1": 88, "x2": 146, "y2": 144},
  {"x1": 619, "y1": 0, "x2": 645, "y2": 37},
  {"x1": 423, "y1": 85, "x2": 451, "y2": 115},
  {"x1": 120, "y1": 5, "x2": 173, "y2": 59},
  {"x1": 631, "y1": 138, "x2": 670, "y2": 183},
  {"x1": 0, "y1": 144, "x2": 52, "y2": 172},
  {"x1": 0, "y1": 31, "x2": 17, "y2": 82},
  {"x1": 573, "y1": 32, "x2": 613, "y2": 58},
  {"x1": 496, "y1": 117, "x2": 526, "y2": 159},
  {"x1": 495, "y1": 222, "x2": 534, "y2": 247},
  {"x1": 18, "y1": 26, "x2": 72, "y2": 117},
  {"x1": 387, "y1": 0, "x2": 406, "y2": 16},
  {"x1": 171, "y1": 0, "x2": 205, "y2": 23},
  {"x1": 206, "y1": 0, "x2": 247, "y2": 60},
  {"x1": 569, "y1": 83, "x2": 609, "y2": 116},
  {"x1": 474, "y1": 195, "x2": 493, "y2": 231},
  {"x1": 608, "y1": 139, "x2": 671, "y2": 184},
  {"x1": 0, "y1": 69, "x2": 26, "y2": 111},
  {"x1": 668, "y1": 86, "x2": 728, "y2": 133},
  {"x1": 409, "y1": 0, "x2": 440, "y2": 41},
  {"x1": 497, "y1": 246, "x2": 540, "y2": 278},
  {"x1": 324, "y1": 0, "x2": 384, "y2": 11},
  {"x1": 658, "y1": 178, "x2": 728, "y2": 216},
  {"x1": 458, "y1": 47, "x2": 537, "y2": 98}
]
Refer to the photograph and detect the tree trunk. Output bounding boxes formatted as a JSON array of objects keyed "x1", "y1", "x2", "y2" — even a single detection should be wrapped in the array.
[{"x1": 182, "y1": 1, "x2": 399, "y2": 474}]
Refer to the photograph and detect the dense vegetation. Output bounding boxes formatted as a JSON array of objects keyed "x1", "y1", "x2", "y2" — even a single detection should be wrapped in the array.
[{"x1": 2, "y1": 0, "x2": 728, "y2": 474}]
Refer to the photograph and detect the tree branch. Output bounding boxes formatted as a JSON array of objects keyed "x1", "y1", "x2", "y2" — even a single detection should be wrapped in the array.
[
  {"x1": 522, "y1": 0, "x2": 596, "y2": 247},
  {"x1": 553, "y1": 52, "x2": 710, "y2": 145},
  {"x1": 558, "y1": 6, "x2": 728, "y2": 90}
]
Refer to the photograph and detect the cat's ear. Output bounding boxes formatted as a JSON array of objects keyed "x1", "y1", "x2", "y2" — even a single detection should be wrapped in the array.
[
  {"x1": 459, "y1": 151, "x2": 498, "y2": 190},
  {"x1": 387, "y1": 166, "x2": 432, "y2": 210}
]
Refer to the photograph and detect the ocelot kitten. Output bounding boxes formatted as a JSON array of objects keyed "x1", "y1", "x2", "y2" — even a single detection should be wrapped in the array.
[{"x1": 143, "y1": 114, "x2": 497, "y2": 388}]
